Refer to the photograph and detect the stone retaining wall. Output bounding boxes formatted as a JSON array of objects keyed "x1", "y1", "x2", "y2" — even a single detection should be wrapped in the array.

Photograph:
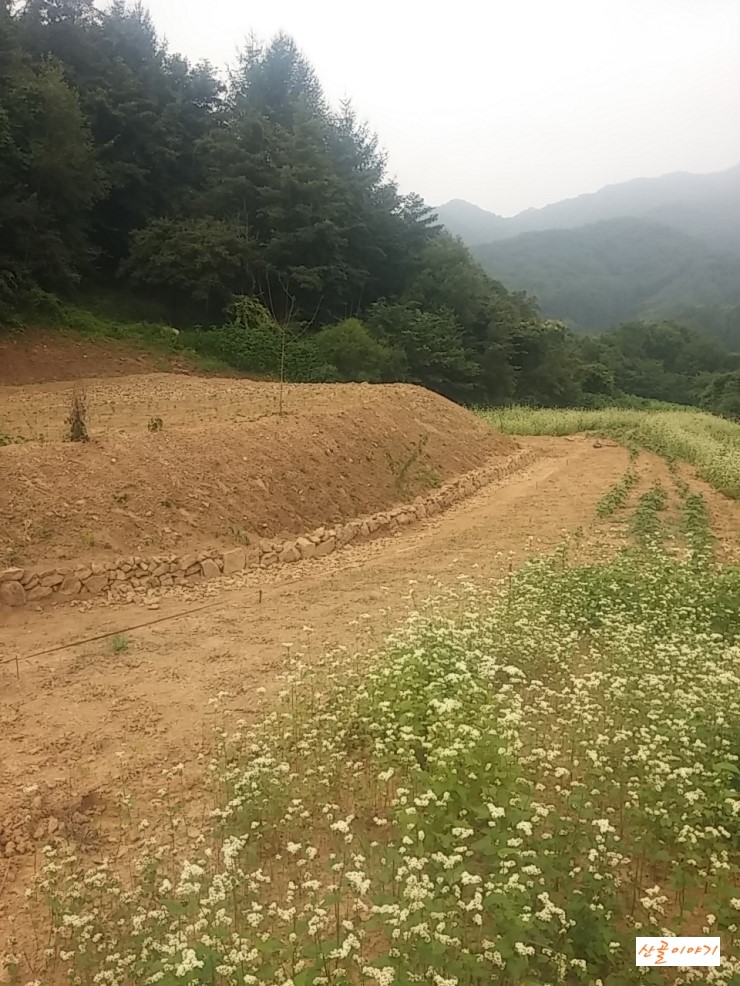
[{"x1": 0, "y1": 448, "x2": 536, "y2": 612}]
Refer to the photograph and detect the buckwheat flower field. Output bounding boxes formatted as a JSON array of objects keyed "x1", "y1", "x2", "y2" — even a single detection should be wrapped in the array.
[
  {"x1": 6, "y1": 426, "x2": 740, "y2": 986},
  {"x1": 482, "y1": 406, "x2": 740, "y2": 499}
]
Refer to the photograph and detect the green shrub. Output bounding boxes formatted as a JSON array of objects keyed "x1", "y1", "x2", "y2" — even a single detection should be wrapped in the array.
[{"x1": 313, "y1": 318, "x2": 398, "y2": 381}]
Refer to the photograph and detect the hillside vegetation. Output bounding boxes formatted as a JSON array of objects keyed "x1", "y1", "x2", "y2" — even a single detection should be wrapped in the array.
[
  {"x1": 472, "y1": 218, "x2": 740, "y2": 333},
  {"x1": 1, "y1": 1, "x2": 738, "y2": 415},
  {"x1": 0, "y1": 0, "x2": 559, "y2": 409}
]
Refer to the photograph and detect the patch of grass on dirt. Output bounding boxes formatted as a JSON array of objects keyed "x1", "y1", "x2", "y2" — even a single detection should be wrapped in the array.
[
  {"x1": 13, "y1": 492, "x2": 740, "y2": 985},
  {"x1": 481, "y1": 406, "x2": 740, "y2": 499},
  {"x1": 109, "y1": 633, "x2": 130, "y2": 655}
]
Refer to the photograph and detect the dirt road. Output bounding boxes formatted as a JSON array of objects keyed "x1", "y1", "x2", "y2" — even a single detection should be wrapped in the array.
[{"x1": 1, "y1": 436, "x2": 737, "y2": 944}]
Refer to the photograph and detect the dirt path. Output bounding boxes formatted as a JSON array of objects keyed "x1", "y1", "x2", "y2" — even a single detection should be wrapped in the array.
[{"x1": 1, "y1": 436, "x2": 737, "y2": 948}]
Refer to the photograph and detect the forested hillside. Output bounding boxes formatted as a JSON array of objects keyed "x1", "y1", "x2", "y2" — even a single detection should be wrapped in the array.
[
  {"x1": 1, "y1": 0, "x2": 738, "y2": 416},
  {"x1": 472, "y1": 218, "x2": 740, "y2": 333},
  {"x1": 438, "y1": 166, "x2": 740, "y2": 343}
]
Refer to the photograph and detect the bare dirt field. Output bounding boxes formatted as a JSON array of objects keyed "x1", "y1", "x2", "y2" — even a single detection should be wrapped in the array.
[
  {"x1": 1, "y1": 336, "x2": 739, "y2": 967},
  {"x1": 0, "y1": 371, "x2": 514, "y2": 568}
]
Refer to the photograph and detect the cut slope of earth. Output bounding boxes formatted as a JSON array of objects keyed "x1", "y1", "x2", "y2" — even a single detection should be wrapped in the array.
[
  {"x1": 0, "y1": 374, "x2": 516, "y2": 568},
  {"x1": 0, "y1": 328, "x2": 207, "y2": 385}
]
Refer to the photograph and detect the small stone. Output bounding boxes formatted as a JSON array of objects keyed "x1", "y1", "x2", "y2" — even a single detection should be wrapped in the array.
[
  {"x1": 4, "y1": 841, "x2": 16, "y2": 857},
  {"x1": 314, "y1": 538, "x2": 336, "y2": 558},
  {"x1": 27, "y1": 585, "x2": 53, "y2": 602},
  {"x1": 84, "y1": 575, "x2": 108, "y2": 596},
  {"x1": 185, "y1": 563, "x2": 201, "y2": 577},
  {"x1": 0, "y1": 580, "x2": 26, "y2": 607},
  {"x1": 74, "y1": 567, "x2": 92, "y2": 581},
  {"x1": 279, "y1": 542, "x2": 301, "y2": 563},
  {"x1": 58, "y1": 576, "x2": 82, "y2": 597},
  {"x1": 0, "y1": 567, "x2": 24, "y2": 582},
  {"x1": 40, "y1": 573, "x2": 64, "y2": 587},
  {"x1": 296, "y1": 537, "x2": 315, "y2": 560},
  {"x1": 222, "y1": 547, "x2": 246, "y2": 575},
  {"x1": 47, "y1": 817, "x2": 59, "y2": 835},
  {"x1": 32, "y1": 823, "x2": 45, "y2": 840},
  {"x1": 178, "y1": 553, "x2": 197, "y2": 572},
  {"x1": 200, "y1": 559, "x2": 220, "y2": 579},
  {"x1": 260, "y1": 552, "x2": 277, "y2": 568}
]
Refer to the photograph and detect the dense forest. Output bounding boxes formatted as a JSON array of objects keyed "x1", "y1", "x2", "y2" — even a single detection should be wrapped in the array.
[{"x1": 1, "y1": 0, "x2": 738, "y2": 417}]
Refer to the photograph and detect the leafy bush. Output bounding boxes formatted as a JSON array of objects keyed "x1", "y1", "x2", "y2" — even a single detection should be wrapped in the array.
[{"x1": 314, "y1": 318, "x2": 399, "y2": 381}]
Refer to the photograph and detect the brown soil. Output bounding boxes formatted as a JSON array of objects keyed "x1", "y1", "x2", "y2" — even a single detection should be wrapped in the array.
[
  {"x1": 0, "y1": 374, "x2": 515, "y2": 568},
  {"x1": 0, "y1": 328, "x2": 204, "y2": 386}
]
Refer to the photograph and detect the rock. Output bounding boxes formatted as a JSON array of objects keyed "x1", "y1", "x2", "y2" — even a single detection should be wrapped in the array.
[
  {"x1": 84, "y1": 575, "x2": 108, "y2": 596},
  {"x1": 260, "y1": 552, "x2": 277, "y2": 568},
  {"x1": 47, "y1": 816, "x2": 59, "y2": 835},
  {"x1": 27, "y1": 585, "x2": 53, "y2": 602},
  {"x1": 296, "y1": 537, "x2": 316, "y2": 560},
  {"x1": 0, "y1": 581, "x2": 26, "y2": 607},
  {"x1": 40, "y1": 573, "x2": 64, "y2": 588},
  {"x1": 279, "y1": 543, "x2": 301, "y2": 564},
  {"x1": 245, "y1": 545, "x2": 260, "y2": 568},
  {"x1": 415, "y1": 503, "x2": 427, "y2": 520},
  {"x1": 314, "y1": 538, "x2": 336, "y2": 558},
  {"x1": 178, "y1": 553, "x2": 198, "y2": 572},
  {"x1": 4, "y1": 841, "x2": 16, "y2": 857},
  {"x1": 32, "y1": 823, "x2": 46, "y2": 840},
  {"x1": 74, "y1": 567, "x2": 92, "y2": 581},
  {"x1": 200, "y1": 559, "x2": 220, "y2": 579},
  {"x1": 222, "y1": 547, "x2": 246, "y2": 575},
  {"x1": 22, "y1": 575, "x2": 39, "y2": 590},
  {"x1": 367, "y1": 518, "x2": 379, "y2": 533},
  {"x1": 0, "y1": 567, "x2": 24, "y2": 582},
  {"x1": 161, "y1": 575, "x2": 174, "y2": 587},
  {"x1": 185, "y1": 563, "x2": 201, "y2": 577},
  {"x1": 59, "y1": 577, "x2": 82, "y2": 597}
]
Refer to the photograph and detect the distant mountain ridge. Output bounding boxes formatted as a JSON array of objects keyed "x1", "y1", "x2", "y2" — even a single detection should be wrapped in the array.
[
  {"x1": 436, "y1": 163, "x2": 740, "y2": 252},
  {"x1": 438, "y1": 164, "x2": 740, "y2": 336}
]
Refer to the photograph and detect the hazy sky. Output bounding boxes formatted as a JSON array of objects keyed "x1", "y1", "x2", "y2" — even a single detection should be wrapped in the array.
[{"x1": 134, "y1": 0, "x2": 740, "y2": 216}]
